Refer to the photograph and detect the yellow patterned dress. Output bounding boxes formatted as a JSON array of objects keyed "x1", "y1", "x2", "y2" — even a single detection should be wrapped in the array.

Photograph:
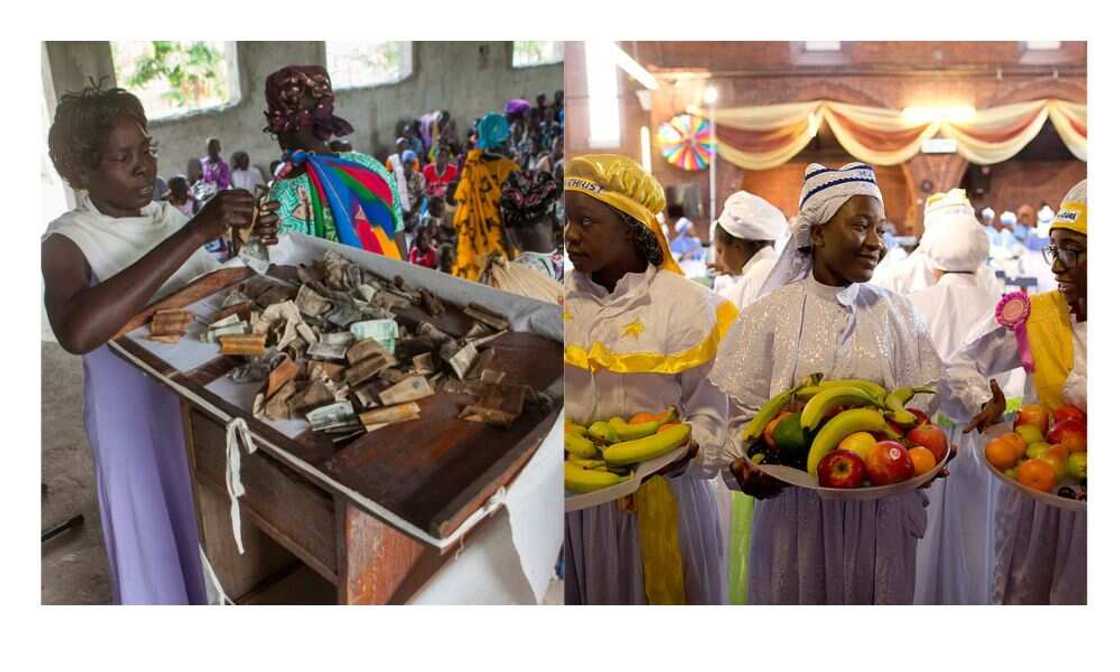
[{"x1": 451, "y1": 149, "x2": 518, "y2": 281}]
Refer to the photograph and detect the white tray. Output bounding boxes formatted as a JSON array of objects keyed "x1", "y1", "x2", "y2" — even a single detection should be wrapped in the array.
[
  {"x1": 754, "y1": 446, "x2": 952, "y2": 501},
  {"x1": 564, "y1": 445, "x2": 689, "y2": 512},
  {"x1": 980, "y1": 423, "x2": 1086, "y2": 512}
]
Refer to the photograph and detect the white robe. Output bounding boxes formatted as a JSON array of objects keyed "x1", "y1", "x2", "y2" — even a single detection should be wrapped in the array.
[
  {"x1": 939, "y1": 313, "x2": 1087, "y2": 604},
  {"x1": 564, "y1": 265, "x2": 730, "y2": 604},
  {"x1": 873, "y1": 249, "x2": 1004, "y2": 300},
  {"x1": 714, "y1": 245, "x2": 779, "y2": 312},
  {"x1": 908, "y1": 273, "x2": 1002, "y2": 604},
  {"x1": 710, "y1": 275, "x2": 944, "y2": 604}
]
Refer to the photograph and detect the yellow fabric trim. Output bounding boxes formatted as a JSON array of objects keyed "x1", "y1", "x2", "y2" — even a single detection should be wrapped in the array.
[
  {"x1": 1025, "y1": 291, "x2": 1075, "y2": 412},
  {"x1": 565, "y1": 298, "x2": 739, "y2": 374},
  {"x1": 1052, "y1": 201, "x2": 1087, "y2": 236},
  {"x1": 635, "y1": 475, "x2": 686, "y2": 604}
]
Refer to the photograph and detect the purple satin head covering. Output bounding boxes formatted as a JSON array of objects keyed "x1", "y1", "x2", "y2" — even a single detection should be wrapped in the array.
[
  {"x1": 505, "y1": 98, "x2": 531, "y2": 117},
  {"x1": 264, "y1": 65, "x2": 353, "y2": 141}
]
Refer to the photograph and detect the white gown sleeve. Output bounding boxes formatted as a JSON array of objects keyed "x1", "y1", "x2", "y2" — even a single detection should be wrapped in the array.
[
  {"x1": 939, "y1": 315, "x2": 1024, "y2": 422},
  {"x1": 679, "y1": 361, "x2": 728, "y2": 480},
  {"x1": 709, "y1": 305, "x2": 777, "y2": 487}
]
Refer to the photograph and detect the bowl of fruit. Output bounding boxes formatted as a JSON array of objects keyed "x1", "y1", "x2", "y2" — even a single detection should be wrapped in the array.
[
  {"x1": 743, "y1": 375, "x2": 952, "y2": 500},
  {"x1": 982, "y1": 403, "x2": 1086, "y2": 511},
  {"x1": 564, "y1": 408, "x2": 692, "y2": 512}
]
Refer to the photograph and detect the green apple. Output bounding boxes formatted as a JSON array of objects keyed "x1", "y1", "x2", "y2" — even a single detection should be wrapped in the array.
[
  {"x1": 1026, "y1": 442, "x2": 1053, "y2": 460},
  {"x1": 1016, "y1": 425, "x2": 1046, "y2": 447},
  {"x1": 1003, "y1": 467, "x2": 1018, "y2": 480},
  {"x1": 1067, "y1": 453, "x2": 1087, "y2": 480}
]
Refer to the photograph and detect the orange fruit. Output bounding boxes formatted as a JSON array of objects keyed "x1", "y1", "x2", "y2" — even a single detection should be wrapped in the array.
[
  {"x1": 1017, "y1": 458, "x2": 1057, "y2": 492},
  {"x1": 985, "y1": 436, "x2": 1019, "y2": 470},
  {"x1": 909, "y1": 447, "x2": 937, "y2": 476},
  {"x1": 1002, "y1": 432, "x2": 1028, "y2": 459},
  {"x1": 657, "y1": 422, "x2": 683, "y2": 434},
  {"x1": 1046, "y1": 444, "x2": 1070, "y2": 462},
  {"x1": 629, "y1": 411, "x2": 659, "y2": 425}
]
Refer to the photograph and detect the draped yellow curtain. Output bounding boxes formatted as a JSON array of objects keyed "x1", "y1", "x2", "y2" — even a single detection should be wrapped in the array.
[{"x1": 686, "y1": 99, "x2": 1087, "y2": 170}]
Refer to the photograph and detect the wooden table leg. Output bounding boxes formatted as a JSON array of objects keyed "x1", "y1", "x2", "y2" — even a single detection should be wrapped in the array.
[{"x1": 334, "y1": 497, "x2": 451, "y2": 604}]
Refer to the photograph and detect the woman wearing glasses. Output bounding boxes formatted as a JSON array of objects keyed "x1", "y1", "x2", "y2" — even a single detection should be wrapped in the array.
[{"x1": 940, "y1": 179, "x2": 1087, "y2": 604}]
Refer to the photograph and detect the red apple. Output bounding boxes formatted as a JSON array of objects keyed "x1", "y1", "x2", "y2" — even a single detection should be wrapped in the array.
[
  {"x1": 1015, "y1": 404, "x2": 1050, "y2": 434},
  {"x1": 1047, "y1": 419, "x2": 1087, "y2": 454},
  {"x1": 905, "y1": 407, "x2": 930, "y2": 426},
  {"x1": 764, "y1": 411, "x2": 792, "y2": 449},
  {"x1": 865, "y1": 440, "x2": 915, "y2": 486},
  {"x1": 817, "y1": 450, "x2": 867, "y2": 489},
  {"x1": 1052, "y1": 404, "x2": 1087, "y2": 427},
  {"x1": 906, "y1": 423, "x2": 948, "y2": 463}
]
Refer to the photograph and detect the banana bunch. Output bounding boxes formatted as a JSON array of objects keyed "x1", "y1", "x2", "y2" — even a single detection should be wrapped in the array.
[
  {"x1": 564, "y1": 409, "x2": 691, "y2": 493},
  {"x1": 743, "y1": 374, "x2": 937, "y2": 477}
]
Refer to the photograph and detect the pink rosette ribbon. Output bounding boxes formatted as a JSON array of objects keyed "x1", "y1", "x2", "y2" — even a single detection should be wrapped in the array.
[{"x1": 996, "y1": 291, "x2": 1035, "y2": 373}]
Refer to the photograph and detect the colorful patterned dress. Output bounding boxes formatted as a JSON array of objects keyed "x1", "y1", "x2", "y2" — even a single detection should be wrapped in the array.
[{"x1": 270, "y1": 151, "x2": 404, "y2": 245}]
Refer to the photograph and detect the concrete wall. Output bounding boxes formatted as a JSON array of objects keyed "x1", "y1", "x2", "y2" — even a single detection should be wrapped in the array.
[{"x1": 44, "y1": 41, "x2": 563, "y2": 184}]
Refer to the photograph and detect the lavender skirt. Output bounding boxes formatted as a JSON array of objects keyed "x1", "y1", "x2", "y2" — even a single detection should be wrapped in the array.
[
  {"x1": 565, "y1": 475, "x2": 726, "y2": 604},
  {"x1": 82, "y1": 345, "x2": 206, "y2": 604}
]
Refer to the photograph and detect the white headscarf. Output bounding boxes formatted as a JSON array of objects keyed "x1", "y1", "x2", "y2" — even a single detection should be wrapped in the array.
[
  {"x1": 712, "y1": 190, "x2": 788, "y2": 243},
  {"x1": 1036, "y1": 204, "x2": 1056, "y2": 236},
  {"x1": 925, "y1": 216, "x2": 990, "y2": 272},
  {"x1": 1000, "y1": 210, "x2": 1017, "y2": 226},
  {"x1": 758, "y1": 162, "x2": 883, "y2": 297},
  {"x1": 981, "y1": 207, "x2": 995, "y2": 223}
]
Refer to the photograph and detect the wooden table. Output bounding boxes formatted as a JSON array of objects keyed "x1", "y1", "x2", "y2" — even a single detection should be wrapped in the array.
[{"x1": 111, "y1": 261, "x2": 562, "y2": 604}]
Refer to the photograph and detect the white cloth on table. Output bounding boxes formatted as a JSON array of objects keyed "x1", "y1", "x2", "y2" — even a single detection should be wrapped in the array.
[
  {"x1": 409, "y1": 417, "x2": 562, "y2": 604},
  {"x1": 709, "y1": 275, "x2": 944, "y2": 604},
  {"x1": 564, "y1": 265, "x2": 729, "y2": 604},
  {"x1": 939, "y1": 313, "x2": 1087, "y2": 604},
  {"x1": 909, "y1": 273, "x2": 1003, "y2": 604}
]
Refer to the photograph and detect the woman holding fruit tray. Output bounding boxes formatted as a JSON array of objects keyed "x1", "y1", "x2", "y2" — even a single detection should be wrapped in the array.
[
  {"x1": 940, "y1": 179, "x2": 1087, "y2": 605},
  {"x1": 563, "y1": 154, "x2": 736, "y2": 604},
  {"x1": 709, "y1": 162, "x2": 945, "y2": 605}
]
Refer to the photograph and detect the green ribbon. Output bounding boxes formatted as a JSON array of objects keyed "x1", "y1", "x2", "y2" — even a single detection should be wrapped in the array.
[{"x1": 727, "y1": 491, "x2": 754, "y2": 605}]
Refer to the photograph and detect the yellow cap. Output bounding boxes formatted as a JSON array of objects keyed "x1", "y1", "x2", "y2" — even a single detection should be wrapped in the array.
[
  {"x1": 565, "y1": 154, "x2": 681, "y2": 274},
  {"x1": 1052, "y1": 179, "x2": 1087, "y2": 236}
]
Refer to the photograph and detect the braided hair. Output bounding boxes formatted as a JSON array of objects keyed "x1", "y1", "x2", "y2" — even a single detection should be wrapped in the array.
[
  {"x1": 619, "y1": 210, "x2": 664, "y2": 268},
  {"x1": 48, "y1": 79, "x2": 148, "y2": 190}
]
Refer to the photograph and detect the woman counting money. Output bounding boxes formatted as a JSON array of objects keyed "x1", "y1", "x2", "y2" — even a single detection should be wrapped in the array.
[
  {"x1": 940, "y1": 179, "x2": 1088, "y2": 604},
  {"x1": 564, "y1": 155, "x2": 735, "y2": 604},
  {"x1": 709, "y1": 163, "x2": 946, "y2": 605},
  {"x1": 42, "y1": 83, "x2": 279, "y2": 603}
]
